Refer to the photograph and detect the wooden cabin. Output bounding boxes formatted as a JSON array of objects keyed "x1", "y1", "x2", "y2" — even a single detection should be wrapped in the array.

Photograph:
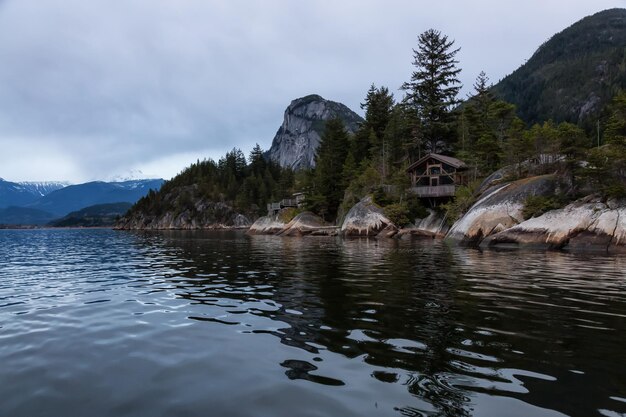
[
  {"x1": 267, "y1": 193, "x2": 306, "y2": 216},
  {"x1": 406, "y1": 153, "x2": 468, "y2": 198}
]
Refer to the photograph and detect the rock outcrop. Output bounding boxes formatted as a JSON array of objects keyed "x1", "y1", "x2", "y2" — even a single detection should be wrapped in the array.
[
  {"x1": 340, "y1": 196, "x2": 396, "y2": 237},
  {"x1": 116, "y1": 198, "x2": 251, "y2": 230},
  {"x1": 397, "y1": 209, "x2": 449, "y2": 239},
  {"x1": 248, "y1": 211, "x2": 338, "y2": 236},
  {"x1": 482, "y1": 196, "x2": 626, "y2": 252},
  {"x1": 446, "y1": 175, "x2": 558, "y2": 245},
  {"x1": 278, "y1": 212, "x2": 337, "y2": 236},
  {"x1": 247, "y1": 213, "x2": 288, "y2": 235},
  {"x1": 266, "y1": 94, "x2": 363, "y2": 170}
]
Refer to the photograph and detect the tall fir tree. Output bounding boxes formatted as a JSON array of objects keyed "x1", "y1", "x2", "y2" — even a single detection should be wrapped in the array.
[
  {"x1": 307, "y1": 118, "x2": 350, "y2": 221},
  {"x1": 401, "y1": 29, "x2": 462, "y2": 155}
]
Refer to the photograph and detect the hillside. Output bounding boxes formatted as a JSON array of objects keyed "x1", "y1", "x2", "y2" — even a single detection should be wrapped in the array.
[
  {"x1": 49, "y1": 203, "x2": 132, "y2": 227},
  {"x1": 116, "y1": 148, "x2": 292, "y2": 230},
  {"x1": 492, "y1": 8, "x2": 626, "y2": 128},
  {"x1": 0, "y1": 206, "x2": 55, "y2": 226}
]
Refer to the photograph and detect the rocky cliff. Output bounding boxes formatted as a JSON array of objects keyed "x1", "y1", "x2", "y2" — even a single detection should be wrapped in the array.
[
  {"x1": 116, "y1": 185, "x2": 251, "y2": 230},
  {"x1": 266, "y1": 94, "x2": 363, "y2": 170}
]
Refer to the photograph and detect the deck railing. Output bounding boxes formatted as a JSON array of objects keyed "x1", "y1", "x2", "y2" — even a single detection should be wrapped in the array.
[{"x1": 409, "y1": 185, "x2": 456, "y2": 198}]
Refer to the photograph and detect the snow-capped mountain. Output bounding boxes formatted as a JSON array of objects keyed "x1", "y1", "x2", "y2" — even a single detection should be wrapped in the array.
[
  {"x1": 26, "y1": 179, "x2": 165, "y2": 216},
  {"x1": 0, "y1": 178, "x2": 69, "y2": 208},
  {"x1": 17, "y1": 181, "x2": 71, "y2": 197},
  {"x1": 106, "y1": 169, "x2": 160, "y2": 183}
]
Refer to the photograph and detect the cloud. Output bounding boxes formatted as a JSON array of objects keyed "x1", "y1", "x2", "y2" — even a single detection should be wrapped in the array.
[{"x1": 0, "y1": 0, "x2": 623, "y2": 181}]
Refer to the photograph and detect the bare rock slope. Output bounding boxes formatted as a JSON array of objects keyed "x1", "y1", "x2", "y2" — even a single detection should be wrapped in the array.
[
  {"x1": 266, "y1": 94, "x2": 363, "y2": 170},
  {"x1": 482, "y1": 196, "x2": 626, "y2": 252},
  {"x1": 446, "y1": 175, "x2": 559, "y2": 245}
]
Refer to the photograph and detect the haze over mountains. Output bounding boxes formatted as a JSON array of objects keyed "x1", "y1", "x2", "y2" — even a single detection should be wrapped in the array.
[{"x1": 0, "y1": 178, "x2": 164, "y2": 225}]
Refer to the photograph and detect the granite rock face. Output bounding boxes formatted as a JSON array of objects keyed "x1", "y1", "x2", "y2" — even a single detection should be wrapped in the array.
[
  {"x1": 247, "y1": 213, "x2": 288, "y2": 235},
  {"x1": 482, "y1": 196, "x2": 626, "y2": 252},
  {"x1": 340, "y1": 196, "x2": 395, "y2": 237},
  {"x1": 266, "y1": 94, "x2": 363, "y2": 170},
  {"x1": 248, "y1": 211, "x2": 337, "y2": 236},
  {"x1": 446, "y1": 175, "x2": 558, "y2": 245},
  {"x1": 397, "y1": 209, "x2": 449, "y2": 239}
]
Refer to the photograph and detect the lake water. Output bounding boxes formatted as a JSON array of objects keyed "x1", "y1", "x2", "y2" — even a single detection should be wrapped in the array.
[{"x1": 1, "y1": 229, "x2": 625, "y2": 417}]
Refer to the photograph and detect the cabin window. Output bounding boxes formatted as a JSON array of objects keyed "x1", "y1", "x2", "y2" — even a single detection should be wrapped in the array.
[{"x1": 428, "y1": 166, "x2": 441, "y2": 175}]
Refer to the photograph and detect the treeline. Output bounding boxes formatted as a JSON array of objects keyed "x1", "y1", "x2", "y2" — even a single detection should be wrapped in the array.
[{"x1": 129, "y1": 146, "x2": 295, "y2": 217}]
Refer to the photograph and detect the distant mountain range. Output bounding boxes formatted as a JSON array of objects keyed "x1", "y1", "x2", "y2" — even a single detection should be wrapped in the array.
[
  {"x1": 0, "y1": 179, "x2": 69, "y2": 208},
  {"x1": 0, "y1": 178, "x2": 164, "y2": 225},
  {"x1": 492, "y1": 8, "x2": 626, "y2": 128}
]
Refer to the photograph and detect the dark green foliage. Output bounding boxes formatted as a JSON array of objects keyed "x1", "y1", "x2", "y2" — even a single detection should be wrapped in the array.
[
  {"x1": 492, "y1": 9, "x2": 626, "y2": 129},
  {"x1": 383, "y1": 203, "x2": 411, "y2": 226},
  {"x1": 582, "y1": 93, "x2": 626, "y2": 198},
  {"x1": 372, "y1": 186, "x2": 392, "y2": 206},
  {"x1": 440, "y1": 181, "x2": 480, "y2": 225},
  {"x1": 522, "y1": 195, "x2": 566, "y2": 220},
  {"x1": 401, "y1": 28, "x2": 462, "y2": 154},
  {"x1": 458, "y1": 71, "x2": 518, "y2": 176},
  {"x1": 306, "y1": 118, "x2": 351, "y2": 220},
  {"x1": 129, "y1": 146, "x2": 294, "y2": 219}
]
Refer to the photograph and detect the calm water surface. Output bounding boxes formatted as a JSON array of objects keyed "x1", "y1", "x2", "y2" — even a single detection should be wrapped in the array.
[{"x1": 1, "y1": 229, "x2": 625, "y2": 417}]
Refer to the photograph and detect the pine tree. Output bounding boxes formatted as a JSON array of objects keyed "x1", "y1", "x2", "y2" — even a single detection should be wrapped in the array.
[{"x1": 401, "y1": 29, "x2": 462, "y2": 155}]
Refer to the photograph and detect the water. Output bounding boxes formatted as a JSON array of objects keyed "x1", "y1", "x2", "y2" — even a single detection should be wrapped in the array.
[{"x1": 1, "y1": 229, "x2": 625, "y2": 417}]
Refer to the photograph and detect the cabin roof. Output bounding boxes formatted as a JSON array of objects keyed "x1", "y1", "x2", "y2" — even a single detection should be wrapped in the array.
[{"x1": 406, "y1": 153, "x2": 466, "y2": 172}]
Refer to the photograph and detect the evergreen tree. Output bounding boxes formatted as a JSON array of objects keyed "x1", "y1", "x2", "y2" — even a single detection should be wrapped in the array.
[
  {"x1": 308, "y1": 118, "x2": 350, "y2": 220},
  {"x1": 361, "y1": 84, "x2": 395, "y2": 149},
  {"x1": 401, "y1": 29, "x2": 462, "y2": 155}
]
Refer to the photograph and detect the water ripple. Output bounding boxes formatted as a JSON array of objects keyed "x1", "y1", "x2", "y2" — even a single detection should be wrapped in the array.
[{"x1": 1, "y1": 229, "x2": 625, "y2": 417}]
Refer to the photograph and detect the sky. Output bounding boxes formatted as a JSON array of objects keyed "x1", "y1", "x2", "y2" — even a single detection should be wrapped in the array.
[{"x1": 0, "y1": 0, "x2": 625, "y2": 183}]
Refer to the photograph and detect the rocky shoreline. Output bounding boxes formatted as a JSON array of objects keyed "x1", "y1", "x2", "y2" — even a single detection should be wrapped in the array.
[{"x1": 116, "y1": 174, "x2": 626, "y2": 253}]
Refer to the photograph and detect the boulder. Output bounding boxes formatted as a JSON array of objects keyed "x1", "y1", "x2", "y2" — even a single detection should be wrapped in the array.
[
  {"x1": 278, "y1": 212, "x2": 337, "y2": 236},
  {"x1": 483, "y1": 196, "x2": 626, "y2": 252},
  {"x1": 396, "y1": 209, "x2": 448, "y2": 239},
  {"x1": 247, "y1": 214, "x2": 288, "y2": 235},
  {"x1": 446, "y1": 174, "x2": 558, "y2": 246},
  {"x1": 341, "y1": 196, "x2": 396, "y2": 237}
]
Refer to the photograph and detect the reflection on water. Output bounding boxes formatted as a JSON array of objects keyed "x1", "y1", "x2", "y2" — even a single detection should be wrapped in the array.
[{"x1": 1, "y1": 229, "x2": 625, "y2": 417}]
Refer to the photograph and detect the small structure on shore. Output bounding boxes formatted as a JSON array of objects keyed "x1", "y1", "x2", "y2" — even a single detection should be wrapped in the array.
[
  {"x1": 406, "y1": 153, "x2": 468, "y2": 199},
  {"x1": 267, "y1": 192, "x2": 306, "y2": 216}
]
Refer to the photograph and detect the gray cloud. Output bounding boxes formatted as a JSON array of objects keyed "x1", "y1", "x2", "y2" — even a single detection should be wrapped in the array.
[{"x1": 0, "y1": 0, "x2": 624, "y2": 181}]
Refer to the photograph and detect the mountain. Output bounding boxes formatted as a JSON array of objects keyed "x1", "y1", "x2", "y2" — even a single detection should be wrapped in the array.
[
  {"x1": 0, "y1": 179, "x2": 69, "y2": 208},
  {"x1": 26, "y1": 179, "x2": 164, "y2": 217},
  {"x1": 492, "y1": 8, "x2": 626, "y2": 128},
  {"x1": 266, "y1": 94, "x2": 363, "y2": 170},
  {"x1": 49, "y1": 202, "x2": 132, "y2": 227}
]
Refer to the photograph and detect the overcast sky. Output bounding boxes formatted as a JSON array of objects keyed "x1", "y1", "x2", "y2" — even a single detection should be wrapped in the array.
[{"x1": 0, "y1": 0, "x2": 624, "y2": 182}]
